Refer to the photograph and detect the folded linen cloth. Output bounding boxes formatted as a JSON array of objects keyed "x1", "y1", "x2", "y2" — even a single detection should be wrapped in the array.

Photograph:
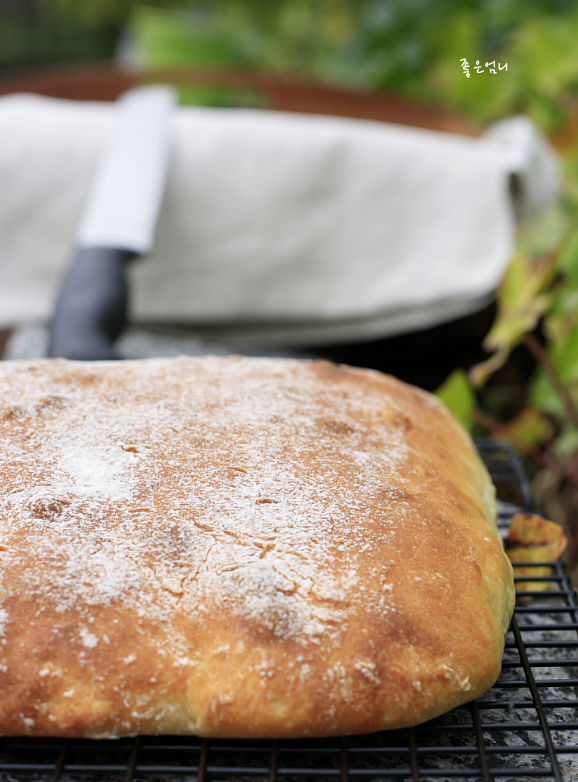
[{"x1": 0, "y1": 93, "x2": 559, "y2": 345}]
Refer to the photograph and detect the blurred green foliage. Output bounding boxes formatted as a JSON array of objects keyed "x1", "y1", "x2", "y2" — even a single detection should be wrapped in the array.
[
  {"x1": 436, "y1": 369, "x2": 477, "y2": 430},
  {"x1": 0, "y1": 9, "x2": 119, "y2": 72},
  {"x1": 29, "y1": 0, "x2": 578, "y2": 133},
  {"x1": 3, "y1": 0, "x2": 571, "y2": 133}
]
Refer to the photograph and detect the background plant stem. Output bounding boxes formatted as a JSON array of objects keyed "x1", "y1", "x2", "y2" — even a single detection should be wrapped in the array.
[{"x1": 523, "y1": 332, "x2": 578, "y2": 433}]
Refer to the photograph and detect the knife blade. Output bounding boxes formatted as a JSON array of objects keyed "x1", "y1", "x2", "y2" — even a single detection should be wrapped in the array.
[{"x1": 47, "y1": 84, "x2": 176, "y2": 360}]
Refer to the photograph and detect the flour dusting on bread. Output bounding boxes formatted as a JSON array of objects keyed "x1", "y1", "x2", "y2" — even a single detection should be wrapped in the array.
[{"x1": 0, "y1": 356, "x2": 514, "y2": 738}]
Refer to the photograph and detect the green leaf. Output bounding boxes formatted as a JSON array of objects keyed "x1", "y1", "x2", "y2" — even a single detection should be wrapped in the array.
[
  {"x1": 554, "y1": 423, "x2": 578, "y2": 458},
  {"x1": 550, "y1": 326, "x2": 578, "y2": 383},
  {"x1": 435, "y1": 369, "x2": 476, "y2": 431},
  {"x1": 483, "y1": 292, "x2": 552, "y2": 354},
  {"x1": 517, "y1": 204, "x2": 568, "y2": 258},
  {"x1": 499, "y1": 249, "x2": 558, "y2": 312},
  {"x1": 528, "y1": 325, "x2": 578, "y2": 418},
  {"x1": 548, "y1": 281, "x2": 578, "y2": 321},
  {"x1": 529, "y1": 368, "x2": 565, "y2": 418},
  {"x1": 491, "y1": 408, "x2": 553, "y2": 454},
  {"x1": 469, "y1": 348, "x2": 510, "y2": 388},
  {"x1": 475, "y1": 249, "x2": 559, "y2": 384},
  {"x1": 557, "y1": 228, "x2": 578, "y2": 284}
]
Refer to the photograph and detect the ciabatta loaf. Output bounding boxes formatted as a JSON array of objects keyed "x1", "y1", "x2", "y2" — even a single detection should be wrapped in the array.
[{"x1": 0, "y1": 356, "x2": 514, "y2": 738}]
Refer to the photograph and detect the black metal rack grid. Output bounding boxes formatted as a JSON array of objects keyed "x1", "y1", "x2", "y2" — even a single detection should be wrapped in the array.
[{"x1": 1, "y1": 440, "x2": 577, "y2": 782}]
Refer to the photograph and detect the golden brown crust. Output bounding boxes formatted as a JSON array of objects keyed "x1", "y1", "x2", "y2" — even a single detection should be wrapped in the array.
[{"x1": 0, "y1": 356, "x2": 514, "y2": 738}]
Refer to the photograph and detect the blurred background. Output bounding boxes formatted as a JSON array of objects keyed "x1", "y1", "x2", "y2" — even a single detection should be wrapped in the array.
[
  {"x1": 0, "y1": 0, "x2": 578, "y2": 132},
  {"x1": 2, "y1": 0, "x2": 578, "y2": 583},
  {"x1": 2, "y1": 0, "x2": 578, "y2": 132}
]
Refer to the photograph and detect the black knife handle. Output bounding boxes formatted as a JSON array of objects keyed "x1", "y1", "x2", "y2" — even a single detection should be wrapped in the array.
[{"x1": 47, "y1": 246, "x2": 136, "y2": 361}]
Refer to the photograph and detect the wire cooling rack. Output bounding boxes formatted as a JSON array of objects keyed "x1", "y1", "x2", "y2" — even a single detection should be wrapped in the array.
[{"x1": 1, "y1": 440, "x2": 577, "y2": 782}]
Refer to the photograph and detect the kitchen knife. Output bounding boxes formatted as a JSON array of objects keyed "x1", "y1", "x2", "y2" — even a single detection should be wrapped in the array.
[{"x1": 47, "y1": 84, "x2": 176, "y2": 360}]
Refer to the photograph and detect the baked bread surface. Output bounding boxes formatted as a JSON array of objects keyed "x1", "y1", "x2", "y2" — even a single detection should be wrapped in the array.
[{"x1": 0, "y1": 356, "x2": 514, "y2": 738}]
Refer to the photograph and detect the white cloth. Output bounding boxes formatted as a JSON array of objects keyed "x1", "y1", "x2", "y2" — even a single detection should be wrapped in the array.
[{"x1": 0, "y1": 93, "x2": 560, "y2": 345}]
